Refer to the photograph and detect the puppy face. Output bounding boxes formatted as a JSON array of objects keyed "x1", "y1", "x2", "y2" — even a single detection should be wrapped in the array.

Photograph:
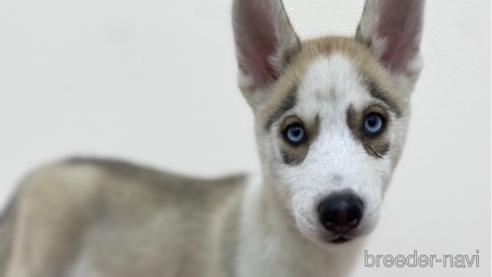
[
  {"x1": 254, "y1": 38, "x2": 410, "y2": 245},
  {"x1": 233, "y1": 0, "x2": 424, "y2": 246}
]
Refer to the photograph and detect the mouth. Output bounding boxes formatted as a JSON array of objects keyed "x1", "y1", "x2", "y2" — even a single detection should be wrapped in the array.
[{"x1": 329, "y1": 236, "x2": 352, "y2": 244}]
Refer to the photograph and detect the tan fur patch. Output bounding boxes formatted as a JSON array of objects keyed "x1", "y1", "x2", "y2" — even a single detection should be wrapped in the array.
[{"x1": 256, "y1": 37, "x2": 409, "y2": 130}]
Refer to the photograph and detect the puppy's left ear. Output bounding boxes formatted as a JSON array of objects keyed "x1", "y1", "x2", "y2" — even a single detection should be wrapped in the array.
[{"x1": 356, "y1": 0, "x2": 425, "y2": 94}]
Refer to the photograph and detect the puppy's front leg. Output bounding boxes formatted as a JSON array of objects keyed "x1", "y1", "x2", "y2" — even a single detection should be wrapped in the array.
[{"x1": 6, "y1": 165, "x2": 94, "y2": 277}]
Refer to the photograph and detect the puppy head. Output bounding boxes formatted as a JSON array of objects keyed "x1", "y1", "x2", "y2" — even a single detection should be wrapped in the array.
[{"x1": 233, "y1": 0, "x2": 424, "y2": 245}]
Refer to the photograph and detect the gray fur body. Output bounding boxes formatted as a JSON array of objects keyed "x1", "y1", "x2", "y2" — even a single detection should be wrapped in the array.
[
  {"x1": 0, "y1": 159, "x2": 362, "y2": 277},
  {"x1": 1, "y1": 159, "x2": 246, "y2": 277}
]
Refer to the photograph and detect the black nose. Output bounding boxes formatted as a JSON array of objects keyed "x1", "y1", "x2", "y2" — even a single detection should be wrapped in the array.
[{"x1": 318, "y1": 192, "x2": 363, "y2": 234}]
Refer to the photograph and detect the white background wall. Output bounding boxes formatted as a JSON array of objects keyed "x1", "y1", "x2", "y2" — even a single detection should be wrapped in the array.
[{"x1": 0, "y1": 0, "x2": 490, "y2": 276}]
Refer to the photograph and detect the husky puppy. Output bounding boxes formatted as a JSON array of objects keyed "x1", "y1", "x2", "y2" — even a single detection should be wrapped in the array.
[{"x1": 0, "y1": 0, "x2": 425, "y2": 276}]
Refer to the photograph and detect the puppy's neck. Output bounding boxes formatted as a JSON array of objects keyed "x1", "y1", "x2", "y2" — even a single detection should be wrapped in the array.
[{"x1": 234, "y1": 175, "x2": 364, "y2": 277}]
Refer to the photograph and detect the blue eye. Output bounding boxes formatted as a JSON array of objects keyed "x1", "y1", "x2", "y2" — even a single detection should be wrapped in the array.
[
  {"x1": 285, "y1": 124, "x2": 307, "y2": 145},
  {"x1": 363, "y1": 113, "x2": 385, "y2": 136}
]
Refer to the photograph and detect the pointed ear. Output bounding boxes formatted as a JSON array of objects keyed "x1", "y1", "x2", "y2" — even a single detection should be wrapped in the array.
[
  {"x1": 356, "y1": 0, "x2": 425, "y2": 93},
  {"x1": 232, "y1": 0, "x2": 300, "y2": 104}
]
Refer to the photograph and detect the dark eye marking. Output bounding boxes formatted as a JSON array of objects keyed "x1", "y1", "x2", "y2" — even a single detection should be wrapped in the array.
[
  {"x1": 364, "y1": 142, "x2": 390, "y2": 158},
  {"x1": 346, "y1": 105, "x2": 391, "y2": 159},
  {"x1": 367, "y1": 81, "x2": 402, "y2": 117},
  {"x1": 279, "y1": 115, "x2": 320, "y2": 165},
  {"x1": 265, "y1": 85, "x2": 298, "y2": 131}
]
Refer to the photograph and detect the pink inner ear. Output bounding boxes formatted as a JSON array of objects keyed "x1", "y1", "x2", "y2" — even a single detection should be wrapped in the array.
[
  {"x1": 236, "y1": 0, "x2": 279, "y2": 88},
  {"x1": 377, "y1": 0, "x2": 420, "y2": 74}
]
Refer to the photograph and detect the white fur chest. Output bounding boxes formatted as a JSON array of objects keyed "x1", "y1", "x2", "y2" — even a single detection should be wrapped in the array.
[{"x1": 235, "y1": 177, "x2": 364, "y2": 277}]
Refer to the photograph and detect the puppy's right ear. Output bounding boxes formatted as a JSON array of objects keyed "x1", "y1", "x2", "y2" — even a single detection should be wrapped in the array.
[{"x1": 232, "y1": 0, "x2": 300, "y2": 106}]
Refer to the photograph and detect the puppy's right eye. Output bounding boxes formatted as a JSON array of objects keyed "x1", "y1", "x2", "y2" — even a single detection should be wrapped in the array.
[{"x1": 284, "y1": 124, "x2": 307, "y2": 146}]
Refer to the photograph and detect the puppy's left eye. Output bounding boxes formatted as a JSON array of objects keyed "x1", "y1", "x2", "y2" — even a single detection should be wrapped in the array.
[
  {"x1": 284, "y1": 124, "x2": 307, "y2": 146},
  {"x1": 363, "y1": 113, "x2": 385, "y2": 136}
]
